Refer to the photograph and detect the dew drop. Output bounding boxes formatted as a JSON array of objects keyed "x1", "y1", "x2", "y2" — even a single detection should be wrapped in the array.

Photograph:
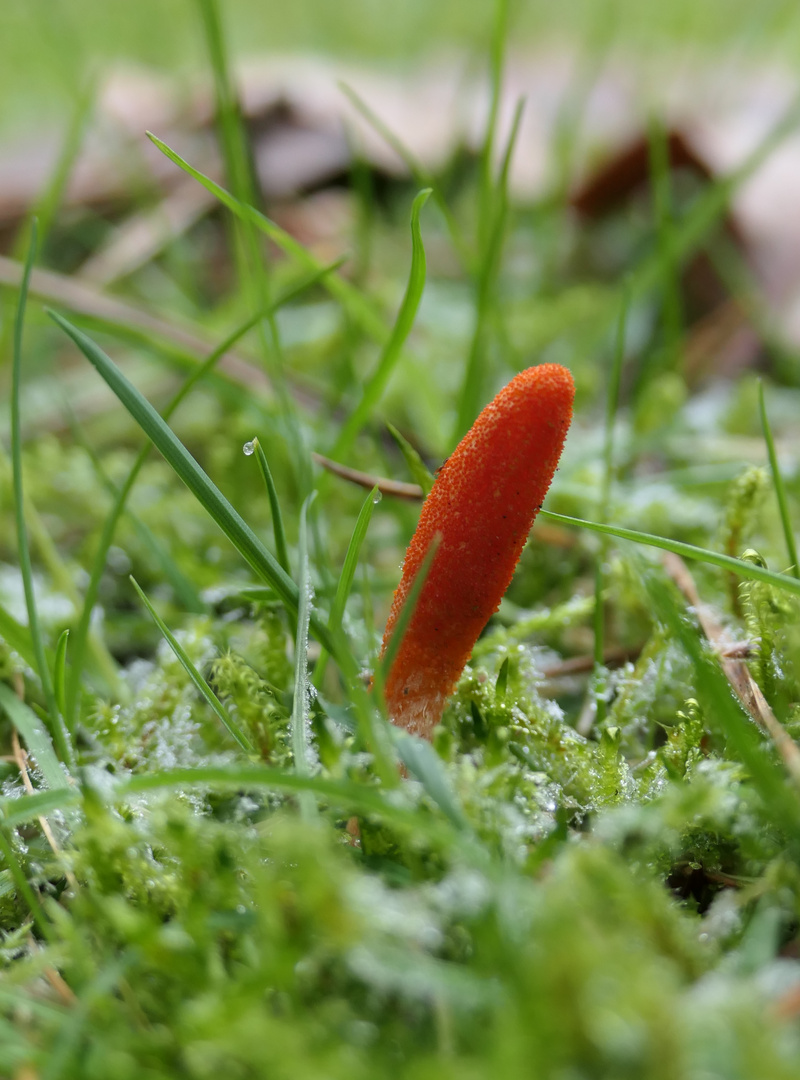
[
  {"x1": 242, "y1": 440, "x2": 256, "y2": 457},
  {"x1": 372, "y1": 489, "x2": 382, "y2": 504}
]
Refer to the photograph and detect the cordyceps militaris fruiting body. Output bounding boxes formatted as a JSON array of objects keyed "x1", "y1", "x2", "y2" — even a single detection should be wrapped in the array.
[{"x1": 379, "y1": 363, "x2": 575, "y2": 739}]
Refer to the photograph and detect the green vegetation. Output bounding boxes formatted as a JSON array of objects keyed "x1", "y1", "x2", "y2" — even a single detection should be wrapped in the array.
[{"x1": 2, "y1": 1, "x2": 800, "y2": 1076}]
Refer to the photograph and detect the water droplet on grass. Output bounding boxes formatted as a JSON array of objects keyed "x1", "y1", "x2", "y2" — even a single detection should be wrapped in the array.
[
  {"x1": 372, "y1": 490, "x2": 382, "y2": 504},
  {"x1": 242, "y1": 440, "x2": 256, "y2": 456}
]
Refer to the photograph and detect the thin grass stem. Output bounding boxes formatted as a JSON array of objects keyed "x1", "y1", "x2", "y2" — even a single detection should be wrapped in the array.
[
  {"x1": 759, "y1": 380, "x2": 799, "y2": 579},
  {"x1": 11, "y1": 222, "x2": 74, "y2": 769}
]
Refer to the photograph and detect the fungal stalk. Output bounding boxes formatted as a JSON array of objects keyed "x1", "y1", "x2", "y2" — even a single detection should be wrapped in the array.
[{"x1": 379, "y1": 364, "x2": 575, "y2": 738}]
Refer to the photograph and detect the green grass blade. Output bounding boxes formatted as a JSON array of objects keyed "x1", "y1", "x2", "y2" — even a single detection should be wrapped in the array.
[
  {"x1": 594, "y1": 290, "x2": 629, "y2": 724},
  {"x1": 130, "y1": 577, "x2": 254, "y2": 754},
  {"x1": 540, "y1": 509, "x2": 800, "y2": 599},
  {"x1": 0, "y1": 683, "x2": 69, "y2": 791},
  {"x1": 392, "y1": 731, "x2": 469, "y2": 832},
  {"x1": 75, "y1": 428, "x2": 206, "y2": 614},
  {"x1": 15, "y1": 78, "x2": 94, "y2": 256},
  {"x1": 53, "y1": 630, "x2": 69, "y2": 720},
  {"x1": 329, "y1": 188, "x2": 431, "y2": 461},
  {"x1": 478, "y1": 0, "x2": 511, "y2": 253},
  {"x1": 647, "y1": 116, "x2": 683, "y2": 371},
  {"x1": 0, "y1": 826, "x2": 53, "y2": 945},
  {"x1": 250, "y1": 437, "x2": 291, "y2": 577},
  {"x1": 48, "y1": 310, "x2": 336, "y2": 655},
  {"x1": 291, "y1": 495, "x2": 318, "y2": 822},
  {"x1": 115, "y1": 767, "x2": 460, "y2": 849},
  {"x1": 0, "y1": 786, "x2": 82, "y2": 828},
  {"x1": 455, "y1": 97, "x2": 524, "y2": 441},
  {"x1": 375, "y1": 534, "x2": 440, "y2": 692},
  {"x1": 495, "y1": 657, "x2": 509, "y2": 700},
  {"x1": 386, "y1": 423, "x2": 434, "y2": 495},
  {"x1": 11, "y1": 222, "x2": 74, "y2": 770},
  {"x1": 63, "y1": 266, "x2": 342, "y2": 726},
  {"x1": 0, "y1": 601, "x2": 38, "y2": 671},
  {"x1": 313, "y1": 485, "x2": 379, "y2": 685},
  {"x1": 759, "y1": 381, "x2": 799, "y2": 579},
  {"x1": 196, "y1": 0, "x2": 256, "y2": 213},
  {"x1": 146, "y1": 131, "x2": 386, "y2": 343},
  {"x1": 338, "y1": 81, "x2": 472, "y2": 272}
]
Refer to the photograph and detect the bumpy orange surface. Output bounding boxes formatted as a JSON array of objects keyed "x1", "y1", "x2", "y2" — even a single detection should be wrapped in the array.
[{"x1": 379, "y1": 363, "x2": 574, "y2": 738}]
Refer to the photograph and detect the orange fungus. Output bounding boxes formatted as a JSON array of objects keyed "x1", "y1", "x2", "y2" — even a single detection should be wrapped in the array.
[{"x1": 379, "y1": 363, "x2": 575, "y2": 739}]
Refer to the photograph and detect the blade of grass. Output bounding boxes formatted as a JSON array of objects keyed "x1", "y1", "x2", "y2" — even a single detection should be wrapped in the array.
[
  {"x1": 0, "y1": 786, "x2": 82, "y2": 828},
  {"x1": 15, "y1": 78, "x2": 94, "y2": 256},
  {"x1": 594, "y1": 290, "x2": 629, "y2": 725},
  {"x1": 374, "y1": 535, "x2": 441, "y2": 699},
  {"x1": 146, "y1": 131, "x2": 386, "y2": 344},
  {"x1": 114, "y1": 767, "x2": 463, "y2": 851},
  {"x1": 647, "y1": 115, "x2": 683, "y2": 375},
  {"x1": 11, "y1": 223, "x2": 74, "y2": 770},
  {"x1": 74, "y1": 426, "x2": 206, "y2": 614},
  {"x1": 0, "y1": 601, "x2": 39, "y2": 672},
  {"x1": 130, "y1": 577, "x2": 254, "y2": 754},
  {"x1": 313, "y1": 485, "x2": 380, "y2": 686},
  {"x1": 338, "y1": 81, "x2": 472, "y2": 272},
  {"x1": 386, "y1": 422, "x2": 435, "y2": 496},
  {"x1": 63, "y1": 260, "x2": 343, "y2": 725},
  {"x1": 63, "y1": 303, "x2": 270, "y2": 722},
  {"x1": 759, "y1": 380, "x2": 799, "y2": 579},
  {"x1": 48, "y1": 311, "x2": 336, "y2": 655},
  {"x1": 478, "y1": 0, "x2": 511, "y2": 254},
  {"x1": 392, "y1": 730, "x2": 469, "y2": 832},
  {"x1": 249, "y1": 437, "x2": 291, "y2": 577},
  {"x1": 329, "y1": 188, "x2": 432, "y2": 462},
  {"x1": 495, "y1": 657, "x2": 509, "y2": 700},
  {"x1": 291, "y1": 494, "x2": 318, "y2": 822},
  {"x1": 455, "y1": 97, "x2": 524, "y2": 441},
  {"x1": 0, "y1": 826, "x2": 54, "y2": 945},
  {"x1": 0, "y1": 684, "x2": 69, "y2": 792},
  {"x1": 52, "y1": 630, "x2": 69, "y2": 720},
  {"x1": 540, "y1": 509, "x2": 800, "y2": 599}
]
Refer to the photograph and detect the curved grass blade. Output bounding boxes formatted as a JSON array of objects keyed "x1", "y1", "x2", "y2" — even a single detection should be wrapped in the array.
[
  {"x1": 759, "y1": 380, "x2": 799, "y2": 579},
  {"x1": 495, "y1": 656, "x2": 509, "y2": 700},
  {"x1": 0, "y1": 601, "x2": 38, "y2": 672},
  {"x1": 53, "y1": 630, "x2": 69, "y2": 720},
  {"x1": 250, "y1": 437, "x2": 291, "y2": 577},
  {"x1": 75, "y1": 427, "x2": 205, "y2": 614},
  {"x1": 374, "y1": 534, "x2": 440, "y2": 699},
  {"x1": 330, "y1": 188, "x2": 432, "y2": 461},
  {"x1": 540, "y1": 509, "x2": 800, "y2": 599},
  {"x1": 48, "y1": 311, "x2": 337, "y2": 659},
  {"x1": 114, "y1": 767, "x2": 460, "y2": 850},
  {"x1": 0, "y1": 683, "x2": 69, "y2": 792},
  {"x1": 63, "y1": 264, "x2": 342, "y2": 725},
  {"x1": 130, "y1": 577, "x2": 253, "y2": 754},
  {"x1": 313, "y1": 485, "x2": 379, "y2": 686},
  {"x1": 0, "y1": 827, "x2": 53, "y2": 944},
  {"x1": 291, "y1": 494, "x2": 318, "y2": 822},
  {"x1": 594, "y1": 288, "x2": 629, "y2": 725},
  {"x1": 11, "y1": 222, "x2": 74, "y2": 769},
  {"x1": 147, "y1": 131, "x2": 385, "y2": 343},
  {"x1": 386, "y1": 422, "x2": 434, "y2": 496},
  {"x1": 455, "y1": 96, "x2": 524, "y2": 441},
  {"x1": 338, "y1": 80, "x2": 471, "y2": 272},
  {"x1": 392, "y1": 730, "x2": 469, "y2": 832},
  {"x1": 0, "y1": 786, "x2": 82, "y2": 828}
]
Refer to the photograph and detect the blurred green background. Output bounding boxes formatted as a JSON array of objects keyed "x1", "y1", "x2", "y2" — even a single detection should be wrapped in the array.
[{"x1": 3, "y1": 0, "x2": 800, "y2": 135}]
